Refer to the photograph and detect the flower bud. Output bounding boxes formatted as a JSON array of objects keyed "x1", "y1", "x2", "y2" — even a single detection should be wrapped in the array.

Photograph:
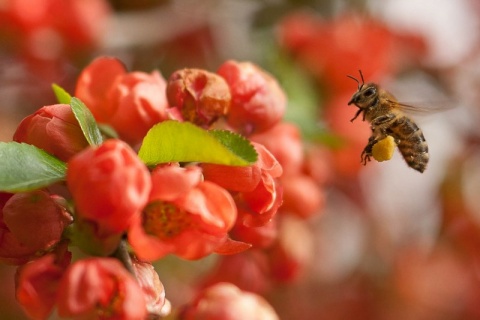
[
  {"x1": 167, "y1": 68, "x2": 231, "y2": 127},
  {"x1": 75, "y1": 57, "x2": 171, "y2": 145},
  {"x1": 180, "y1": 282, "x2": 279, "y2": 320},
  {"x1": 217, "y1": 60, "x2": 286, "y2": 135},
  {"x1": 67, "y1": 139, "x2": 151, "y2": 234},
  {"x1": 0, "y1": 191, "x2": 72, "y2": 264},
  {"x1": 56, "y1": 258, "x2": 147, "y2": 319},
  {"x1": 13, "y1": 104, "x2": 89, "y2": 162},
  {"x1": 15, "y1": 247, "x2": 71, "y2": 320}
]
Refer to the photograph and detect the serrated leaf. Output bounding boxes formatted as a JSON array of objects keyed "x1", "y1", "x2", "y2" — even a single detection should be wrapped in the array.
[
  {"x1": 70, "y1": 97, "x2": 103, "y2": 146},
  {"x1": 209, "y1": 130, "x2": 257, "y2": 163},
  {"x1": 0, "y1": 142, "x2": 67, "y2": 192},
  {"x1": 138, "y1": 121, "x2": 257, "y2": 166},
  {"x1": 52, "y1": 83, "x2": 72, "y2": 104}
]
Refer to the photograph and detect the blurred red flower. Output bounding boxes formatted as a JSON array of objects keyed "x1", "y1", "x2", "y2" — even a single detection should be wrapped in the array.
[
  {"x1": 15, "y1": 246, "x2": 71, "y2": 320},
  {"x1": 67, "y1": 139, "x2": 151, "y2": 235},
  {"x1": 129, "y1": 164, "x2": 238, "y2": 261},
  {"x1": 13, "y1": 104, "x2": 89, "y2": 162},
  {"x1": 167, "y1": 68, "x2": 231, "y2": 128},
  {"x1": 180, "y1": 282, "x2": 279, "y2": 320},
  {"x1": 217, "y1": 60, "x2": 286, "y2": 135},
  {"x1": 278, "y1": 12, "x2": 426, "y2": 94},
  {"x1": 0, "y1": 191, "x2": 72, "y2": 265},
  {"x1": 56, "y1": 258, "x2": 147, "y2": 320},
  {"x1": 75, "y1": 57, "x2": 171, "y2": 145},
  {"x1": 0, "y1": 0, "x2": 110, "y2": 80}
]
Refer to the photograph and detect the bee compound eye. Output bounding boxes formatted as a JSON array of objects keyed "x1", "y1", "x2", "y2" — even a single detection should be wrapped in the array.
[{"x1": 364, "y1": 88, "x2": 375, "y2": 97}]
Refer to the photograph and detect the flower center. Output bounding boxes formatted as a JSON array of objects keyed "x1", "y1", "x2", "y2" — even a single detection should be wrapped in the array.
[{"x1": 142, "y1": 201, "x2": 190, "y2": 239}]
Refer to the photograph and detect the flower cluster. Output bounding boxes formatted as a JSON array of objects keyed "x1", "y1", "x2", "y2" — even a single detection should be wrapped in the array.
[{"x1": 0, "y1": 56, "x2": 327, "y2": 319}]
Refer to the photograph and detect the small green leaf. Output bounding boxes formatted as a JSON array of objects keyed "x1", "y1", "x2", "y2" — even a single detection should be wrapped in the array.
[
  {"x1": 138, "y1": 121, "x2": 257, "y2": 166},
  {"x1": 52, "y1": 83, "x2": 72, "y2": 104},
  {"x1": 70, "y1": 97, "x2": 103, "y2": 146},
  {"x1": 209, "y1": 130, "x2": 257, "y2": 163},
  {"x1": 0, "y1": 142, "x2": 67, "y2": 192}
]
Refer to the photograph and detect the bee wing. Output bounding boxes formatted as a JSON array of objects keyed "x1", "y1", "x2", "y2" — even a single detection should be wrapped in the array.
[{"x1": 386, "y1": 99, "x2": 454, "y2": 116}]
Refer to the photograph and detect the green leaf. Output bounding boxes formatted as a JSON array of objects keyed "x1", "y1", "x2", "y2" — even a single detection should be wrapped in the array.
[
  {"x1": 209, "y1": 130, "x2": 257, "y2": 163},
  {"x1": 0, "y1": 142, "x2": 67, "y2": 192},
  {"x1": 138, "y1": 121, "x2": 257, "y2": 166},
  {"x1": 70, "y1": 97, "x2": 103, "y2": 146},
  {"x1": 52, "y1": 83, "x2": 72, "y2": 104}
]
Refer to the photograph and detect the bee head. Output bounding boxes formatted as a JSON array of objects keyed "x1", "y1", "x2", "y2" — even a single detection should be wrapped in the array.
[{"x1": 348, "y1": 83, "x2": 378, "y2": 108}]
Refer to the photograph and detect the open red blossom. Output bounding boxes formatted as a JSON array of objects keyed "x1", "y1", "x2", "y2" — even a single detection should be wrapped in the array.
[
  {"x1": 67, "y1": 139, "x2": 151, "y2": 234},
  {"x1": 180, "y1": 282, "x2": 279, "y2": 320},
  {"x1": 203, "y1": 143, "x2": 283, "y2": 227},
  {"x1": 217, "y1": 60, "x2": 286, "y2": 135},
  {"x1": 166, "y1": 68, "x2": 231, "y2": 128},
  {"x1": 0, "y1": 191, "x2": 72, "y2": 265},
  {"x1": 128, "y1": 164, "x2": 237, "y2": 261},
  {"x1": 15, "y1": 246, "x2": 71, "y2": 320},
  {"x1": 56, "y1": 258, "x2": 147, "y2": 320},
  {"x1": 13, "y1": 104, "x2": 89, "y2": 162},
  {"x1": 75, "y1": 56, "x2": 171, "y2": 145}
]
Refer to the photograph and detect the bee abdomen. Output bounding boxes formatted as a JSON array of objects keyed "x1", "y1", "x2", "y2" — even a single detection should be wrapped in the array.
[{"x1": 390, "y1": 116, "x2": 429, "y2": 173}]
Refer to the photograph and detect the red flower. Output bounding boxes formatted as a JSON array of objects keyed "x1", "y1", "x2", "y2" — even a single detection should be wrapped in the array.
[
  {"x1": 250, "y1": 122, "x2": 304, "y2": 175},
  {"x1": 0, "y1": 191, "x2": 72, "y2": 265},
  {"x1": 15, "y1": 246, "x2": 71, "y2": 320},
  {"x1": 56, "y1": 258, "x2": 147, "y2": 320},
  {"x1": 200, "y1": 251, "x2": 271, "y2": 294},
  {"x1": 278, "y1": 12, "x2": 426, "y2": 94},
  {"x1": 13, "y1": 104, "x2": 89, "y2": 162},
  {"x1": 128, "y1": 164, "x2": 237, "y2": 261},
  {"x1": 0, "y1": 0, "x2": 110, "y2": 58},
  {"x1": 75, "y1": 57, "x2": 171, "y2": 145},
  {"x1": 180, "y1": 282, "x2": 279, "y2": 320},
  {"x1": 217, "y1": 60, "x2": 286, "y2": 135},
  {"x1": 203, "y1": 143, "x2": 283, "y2": 227},
  {"x1": 280, "y1": 174, "x2": 325, "y2": 219},
  {"x1": 268, "y1": 215, "x2": 314, "y2": 283},
  {"x1": 67, "y1": 139, "x2": 151, "y2": 234},
  {"x1": 167, "y1": 68, "x2": 231, "y2": 127}
]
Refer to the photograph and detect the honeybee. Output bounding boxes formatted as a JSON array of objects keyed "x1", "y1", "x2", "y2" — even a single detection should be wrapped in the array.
[{"x1": 347, "y1": 70, "x2": 429, "y2": 173}]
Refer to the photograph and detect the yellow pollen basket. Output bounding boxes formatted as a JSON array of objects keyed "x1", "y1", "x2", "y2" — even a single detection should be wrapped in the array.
[{"x1": 372, "y1": 136, "x2": 395, "y2": 162}]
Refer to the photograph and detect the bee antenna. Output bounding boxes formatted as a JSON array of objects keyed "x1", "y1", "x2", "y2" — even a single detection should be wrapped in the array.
[
  {"x1": 358, "y1": 70, "x2": 365, "y2": 86},
  {"x1": 347, "y1": 74, "x2": 362, "y2": 90}
]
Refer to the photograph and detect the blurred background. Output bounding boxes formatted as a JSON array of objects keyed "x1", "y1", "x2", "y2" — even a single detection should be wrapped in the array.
[{"x1": 2, "y1": 0, "x2": 480, "y2": 319}]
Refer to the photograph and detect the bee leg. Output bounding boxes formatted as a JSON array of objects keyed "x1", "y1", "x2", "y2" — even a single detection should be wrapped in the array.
[
  {"x1": 361, "y1": 137, "x2": 376, "y2": 165},
  {"x1": 350, "y1": 108, "x2": 363, "y2": 122}
]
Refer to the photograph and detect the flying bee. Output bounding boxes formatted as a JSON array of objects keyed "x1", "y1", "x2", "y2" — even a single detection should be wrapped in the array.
[{"x1": 347, "y1": 70, "x2": 429, "y2": 173}]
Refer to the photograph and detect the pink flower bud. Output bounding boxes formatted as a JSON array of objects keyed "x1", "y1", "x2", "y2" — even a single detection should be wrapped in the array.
[
  {"x1": 75, "y1": 57, "x2": 171, "y2": 145},
  {"x1": 67, "y1": 139, "x2": 151, "y2": 234},
  {"x1": 180, "y1": 282, "x2": 279, "y2": 320},
  {"x1": 0, "y1": 191, "x2": 72, "y2": 265},
  {"x1": 217, "y1": 60, "x2": 286, "y2": 135},
  {"x1": 56, "y1": 258, "x2": 147, "y2": 319},
  {"x1": 167, "y1": 68, "x2": 231, "y2": 127},
  {"x1": 15, "y1": 247, "x2": 71, "y2": 320},
  {"x1": 13, "y1": 104, "x2": 89, "y2": 162}
]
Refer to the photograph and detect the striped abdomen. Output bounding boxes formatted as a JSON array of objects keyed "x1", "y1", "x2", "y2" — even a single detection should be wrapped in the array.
[{"x1": 387, "y1": 116, "x2": 429, "y2": 173}]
